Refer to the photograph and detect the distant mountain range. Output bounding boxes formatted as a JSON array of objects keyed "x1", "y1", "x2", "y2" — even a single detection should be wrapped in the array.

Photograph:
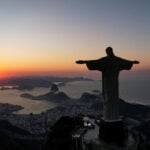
[{"x1": 0, "y1": 76, "x2": 93, "y2": 90}]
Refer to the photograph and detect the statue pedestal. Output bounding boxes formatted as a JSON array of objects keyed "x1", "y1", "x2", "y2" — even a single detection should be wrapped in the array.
[{"x1": 99, "y1": 118, "x2": 126, "y2": 145}]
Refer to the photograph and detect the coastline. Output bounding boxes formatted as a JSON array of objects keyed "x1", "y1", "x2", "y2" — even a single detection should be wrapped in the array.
[
  {"x1": 0, "y1": 78, "x2": 150, "y2": 115},
  {"x1": 0, "y1": 103, "x2": 23, "y2": 114}
]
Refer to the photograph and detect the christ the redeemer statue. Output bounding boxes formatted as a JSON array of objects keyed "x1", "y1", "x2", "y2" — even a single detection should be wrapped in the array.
[{"x1": 76, "y1": 47, "x2": 139, "y2": 121}]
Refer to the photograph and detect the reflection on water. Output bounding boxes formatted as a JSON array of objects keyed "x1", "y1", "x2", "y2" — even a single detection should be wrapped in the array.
[
  {"x1": 0, "y1": 88, "x2": 56, "y2": 114},
  {"x1": 0, "y1": 85, "x2": 19, "y2": 90}
]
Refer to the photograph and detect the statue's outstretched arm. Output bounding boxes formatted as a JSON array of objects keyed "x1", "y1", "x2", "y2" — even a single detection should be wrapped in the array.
[
  {"x1": 132, "y1": 60, "x2": 140, "y2": 64},
  {"x1": 76, "y1": 60, "x2": 88, "y2": 64}
]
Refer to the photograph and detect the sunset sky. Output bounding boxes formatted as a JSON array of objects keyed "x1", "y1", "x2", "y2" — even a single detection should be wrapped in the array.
[{"x1": 0, "y1": 0, "x2": 150, "y2": 79}]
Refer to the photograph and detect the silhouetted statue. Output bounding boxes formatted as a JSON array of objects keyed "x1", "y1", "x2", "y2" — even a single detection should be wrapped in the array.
[{"x1": 76, "y1": 47, "x2": 139, "y2": 121}]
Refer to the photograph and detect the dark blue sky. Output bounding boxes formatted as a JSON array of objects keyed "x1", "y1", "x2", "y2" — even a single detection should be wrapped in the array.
[{"x1": 0, "y1": 0, "x2": 149, "y2": 78}]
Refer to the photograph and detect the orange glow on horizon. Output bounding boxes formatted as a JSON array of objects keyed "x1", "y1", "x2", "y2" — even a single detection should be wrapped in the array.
[
  {"x1": 0, "y1": 58, "x2": 149, "y2": 79},
  {"x1": 0, "y1": 64, "x2": 89, "y2": 79}
]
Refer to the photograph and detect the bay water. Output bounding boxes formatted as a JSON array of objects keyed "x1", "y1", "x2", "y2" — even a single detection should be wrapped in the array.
[{"x1": 0, "y1": 79, "x2": 149, "y2": 114}]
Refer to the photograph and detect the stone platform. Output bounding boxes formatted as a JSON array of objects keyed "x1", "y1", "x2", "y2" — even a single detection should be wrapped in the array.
[
  {"x1": 83, "y1": 118, "x2": 139, "y2": 150},
  {"x1": 99, "y1": 118, "x2": 126, "y2": 144}
]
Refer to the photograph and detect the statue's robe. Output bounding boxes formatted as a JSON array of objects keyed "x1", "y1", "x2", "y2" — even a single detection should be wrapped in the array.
[{"x1": 86, "y1": 56, "x2": 133, "y2": 120}]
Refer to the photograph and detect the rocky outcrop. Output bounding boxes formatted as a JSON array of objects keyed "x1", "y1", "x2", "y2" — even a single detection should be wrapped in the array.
[
  {"x1": 78, "y1": 92, "x2": 101, "y2": 103},
  {"x1": 21, "y1": 91, "x2": 70, "y2": 103},
  {"x1": 0, "y1": 103, "x2": 23, "y2": 114},
  {"x1": 50, "y1": 84, "x2": 59, "y2": 93}
]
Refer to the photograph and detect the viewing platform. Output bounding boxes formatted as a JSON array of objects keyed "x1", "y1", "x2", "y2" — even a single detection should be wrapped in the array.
[{"x1": 72, "y1": 116, "x2": 140, "y2": 150}]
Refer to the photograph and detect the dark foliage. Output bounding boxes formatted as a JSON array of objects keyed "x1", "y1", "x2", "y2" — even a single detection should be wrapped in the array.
[
  {"x1": 0, "y1": 120, "x2": 31, "y2": 135},
  {"x1": 43, "y1": 116, "x2": 83, "y2": 150},
  {"x1": 0, "y1": 130, "x2": 20, "y2": 150}
]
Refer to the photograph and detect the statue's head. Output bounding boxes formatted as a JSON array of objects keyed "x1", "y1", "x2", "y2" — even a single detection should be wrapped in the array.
[{"x1": 106, "y1": 47, "x2": 114, "y2": 57}]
